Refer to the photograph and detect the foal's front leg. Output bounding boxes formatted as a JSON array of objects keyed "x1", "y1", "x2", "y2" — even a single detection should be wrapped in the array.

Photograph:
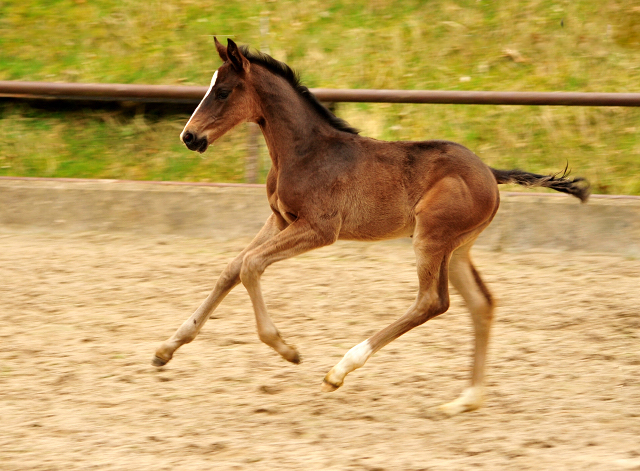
[
  {"x1": 152, "y1": 215, "x2": 283, "y2": 367},
  {"x1": 239, "y1": 219, "x2": 338, "y2": 363}
]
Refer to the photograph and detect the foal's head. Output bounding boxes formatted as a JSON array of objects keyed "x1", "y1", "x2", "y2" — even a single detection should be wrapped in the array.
[
  {"x1": 180, "y1": 38, "x2": 256, "y2": 153},
  {"x1": 181, "y1": 38, "x2": 358, "y2": 153}
]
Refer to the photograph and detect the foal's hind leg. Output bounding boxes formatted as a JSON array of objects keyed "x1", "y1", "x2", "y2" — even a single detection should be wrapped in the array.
[
  {"x1": 438, "y1": 240, "x2": 495, "y2": 415},
  {"x1": 322, "y1": 234, "x2": 452, "y2": 392},
  {"x1": 321, "y1": 176, "x2": 497, "y2": 415},
  {"x1": 152, "y1": 214, "x2": 283, "y2": 366}
]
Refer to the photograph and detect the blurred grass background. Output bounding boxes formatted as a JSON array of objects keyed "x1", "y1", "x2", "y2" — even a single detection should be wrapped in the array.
[{"x1": 0, "y1": 0, "x2": 639, "y2": 193}]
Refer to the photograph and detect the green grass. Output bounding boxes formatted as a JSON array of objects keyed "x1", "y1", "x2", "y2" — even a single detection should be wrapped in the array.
[
  {"x1": 0, "y1": 105, "x2": 252, "y2": 182},
  {"x1": 1, "y1": 0, "x2": 639, "y2": 193}
]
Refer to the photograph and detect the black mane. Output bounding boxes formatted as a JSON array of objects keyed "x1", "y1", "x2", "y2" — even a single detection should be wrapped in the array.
[{"x1": 239, "y1": 46, "x2": 359, "y2": 135}]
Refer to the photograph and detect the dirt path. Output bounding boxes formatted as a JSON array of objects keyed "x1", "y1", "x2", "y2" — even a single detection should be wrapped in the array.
[{"x1": 1, "y1": 232, "x2": 639, "y2": 470}]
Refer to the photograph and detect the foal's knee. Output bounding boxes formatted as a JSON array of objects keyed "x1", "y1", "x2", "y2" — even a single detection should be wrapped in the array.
[
  {"x1": 239, "y1": 251, "x2": 265, "y2": 285},
  {"x1": 218, "y1": 259, "x2": 242, "y2": 290}
]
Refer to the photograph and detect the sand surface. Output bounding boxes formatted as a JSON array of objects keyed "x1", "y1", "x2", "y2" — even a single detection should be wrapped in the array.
[{"x1": 1, "y1": 232, "x2": 639, "y2": 470}]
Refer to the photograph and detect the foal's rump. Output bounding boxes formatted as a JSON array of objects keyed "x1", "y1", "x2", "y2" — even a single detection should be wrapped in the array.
[{"x1": 394, "y1": 139, "x2": 590, "y2": 203}]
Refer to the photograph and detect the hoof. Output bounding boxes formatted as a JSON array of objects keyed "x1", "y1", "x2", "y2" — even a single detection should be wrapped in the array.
[
  {"x1": 152, "y1": 355, "x2": 169, "y2": 367},
  {"x1": 436, "y1": 401, "x2": 477, "y2": 417},
  {"x1": 321, "y1": 377, "x2": 341, "y2": 392},
  {"x1": 437, "y1": 387, "x2": 484, "y2": 416},
  {"x1": 283, "y1": 347, "x2": 301, "y2": 364}
]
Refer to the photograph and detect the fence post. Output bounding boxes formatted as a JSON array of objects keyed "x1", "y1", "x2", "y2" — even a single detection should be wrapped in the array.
[
  {"x1": 245, "y1": 123, "x2": 260, "y2": 184},
  {"x1": 244, "y1": 12, "x2": 271, "y2": 184}
]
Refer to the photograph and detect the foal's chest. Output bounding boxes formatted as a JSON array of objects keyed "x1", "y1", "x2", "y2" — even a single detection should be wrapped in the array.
[{"x1": 267, "y1": 184, "x2": 299, "y2": 225}]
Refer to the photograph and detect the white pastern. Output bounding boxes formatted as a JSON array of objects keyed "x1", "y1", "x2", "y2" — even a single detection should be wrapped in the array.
[
  {"x1": 180, "y1": 70, "x2": 219, "y2": 139},
  {"x1": 332, "y1": 340, "x2": 372, "y2": 382}
]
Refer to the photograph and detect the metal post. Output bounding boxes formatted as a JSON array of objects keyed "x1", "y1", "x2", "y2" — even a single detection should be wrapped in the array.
[
  {"x1": 244, "y1": 13, "x2": 271, "y2": 183},
  {"x1": 245, "y1": 123, "x2": 260, "y2": 184}
]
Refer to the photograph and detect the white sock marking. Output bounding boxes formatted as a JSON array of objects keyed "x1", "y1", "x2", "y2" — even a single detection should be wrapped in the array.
[
  {"x1": 180, "y1": 70, "x2": 218, "y2": 139},
  {"x1": 333, "y1": 340, "x2": 372, "y2": 382}
]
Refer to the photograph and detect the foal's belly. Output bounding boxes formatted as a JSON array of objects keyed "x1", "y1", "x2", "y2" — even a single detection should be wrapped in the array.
[{"x1": 338, "y1": 210, "x2": 416, "y2": 241}]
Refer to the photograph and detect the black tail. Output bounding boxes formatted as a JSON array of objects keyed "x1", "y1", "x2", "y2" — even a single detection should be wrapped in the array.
[{"x1": 490, "y1": 165, "x2": 590, "y2": 203}]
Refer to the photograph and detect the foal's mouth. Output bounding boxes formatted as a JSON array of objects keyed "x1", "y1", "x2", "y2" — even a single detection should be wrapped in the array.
[
  {"x1": 195, "y1": 140, "x2": 209, "y2": 154},
  {"x1": 182, "y1": 132, "x2": 209, "y2": 153}
]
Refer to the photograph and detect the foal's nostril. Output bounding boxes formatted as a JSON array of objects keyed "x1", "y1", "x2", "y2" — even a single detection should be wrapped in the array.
[{"x1": 183, "y1": 132, "x2": 195, "y2": 145}]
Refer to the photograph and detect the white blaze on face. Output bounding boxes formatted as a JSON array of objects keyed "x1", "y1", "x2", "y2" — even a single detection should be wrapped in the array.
[{"x1": 180, "y1": 69, "x2": 219, "y2": 139}]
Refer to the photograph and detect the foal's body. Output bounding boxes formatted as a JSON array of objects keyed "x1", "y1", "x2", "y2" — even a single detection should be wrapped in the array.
[
  {"x1": 268, "y1": 137, "x2": 498, "y2": 243},
  {"x1": 153, "y1": 39, "x2": 588, "y2": 415}
]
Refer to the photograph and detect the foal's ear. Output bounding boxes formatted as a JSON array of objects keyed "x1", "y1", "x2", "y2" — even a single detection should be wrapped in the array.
[
  {"x1": 226, "y1": 38, "x2": 250, "y2": 73},
  {"x1": 214, "y1": 36, "x2": 228, "y2": 62}
]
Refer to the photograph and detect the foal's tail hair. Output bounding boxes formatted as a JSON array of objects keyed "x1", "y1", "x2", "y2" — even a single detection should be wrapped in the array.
[{"x1": 491, "y1": 165, "x2": 590, "y2": 203}]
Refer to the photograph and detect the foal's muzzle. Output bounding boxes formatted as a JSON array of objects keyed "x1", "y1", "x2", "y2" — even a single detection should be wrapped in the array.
[{"x1": 182, "y1": 131, "x2": 209, "y2": 153}]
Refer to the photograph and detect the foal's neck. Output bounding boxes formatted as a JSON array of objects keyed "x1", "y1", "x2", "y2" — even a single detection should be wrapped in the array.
[{"x1": 251, "y1": 69, "x2": 336, "y2": 169}]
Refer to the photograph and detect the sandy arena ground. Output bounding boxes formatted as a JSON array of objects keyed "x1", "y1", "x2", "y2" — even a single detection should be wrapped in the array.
[{"x1": 1, "y1": 231, "x2": 639, "y2": 470}]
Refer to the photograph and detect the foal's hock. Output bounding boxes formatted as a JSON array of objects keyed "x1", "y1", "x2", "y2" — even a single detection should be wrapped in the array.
[{"x1": 153, "y1": 38, "x2": 589, "y2": 416}]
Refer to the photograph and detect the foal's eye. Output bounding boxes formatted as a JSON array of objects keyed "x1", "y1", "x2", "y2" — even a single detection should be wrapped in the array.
[{"x1": 217, "y1": 89, "x2": 231, "y2": 100}]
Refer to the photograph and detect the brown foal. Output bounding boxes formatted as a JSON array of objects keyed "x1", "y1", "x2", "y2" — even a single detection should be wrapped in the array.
[{"x1": 153, "y1": 38, "x2": 589, "y2": 415}]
